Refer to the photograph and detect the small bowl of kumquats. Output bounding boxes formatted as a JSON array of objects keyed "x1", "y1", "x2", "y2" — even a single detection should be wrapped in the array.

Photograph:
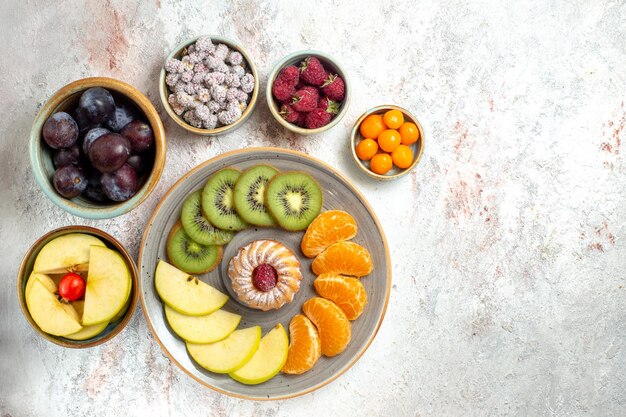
[{"x1": 350, "y1": 105, "x2": 424, "y2": 180}]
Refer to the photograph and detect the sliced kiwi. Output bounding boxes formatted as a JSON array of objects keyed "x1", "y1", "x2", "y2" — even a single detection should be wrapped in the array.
[
  {"x1": 233, "y1": 165, "x2": 279, "y2": 227},
  {"x1": 166, "y1": 222, "x2": 223, "y2": 274},
  {"x1": 264, "y1": 171, "x2": 323, "y2": 231},
  {"x1": 202, "y1": 168, "x2": 248, "y2": 231},
  {"x1": 181, "y1": 190, "x2": 234, "y2": 245}
]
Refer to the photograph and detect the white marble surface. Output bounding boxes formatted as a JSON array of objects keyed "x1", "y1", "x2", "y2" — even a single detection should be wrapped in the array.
[{"x1": 1, "y1": 0, "x2": 625, "y2": 416}]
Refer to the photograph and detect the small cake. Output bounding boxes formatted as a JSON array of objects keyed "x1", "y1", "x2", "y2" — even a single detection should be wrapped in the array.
[{"x1": 228, "y1": 240, "x2": 303, "y2": 311}]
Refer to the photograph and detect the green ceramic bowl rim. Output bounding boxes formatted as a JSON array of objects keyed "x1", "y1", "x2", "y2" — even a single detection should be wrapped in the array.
[
  {"x1": 29, "y1": 77, "x2": 166, "y2": 219},
  {"x1": 158, "y1": 34, "x2": 259, "y2": 136},
  {"x1": 266, "y1": 50, "x2": 351, "y2": 135}
]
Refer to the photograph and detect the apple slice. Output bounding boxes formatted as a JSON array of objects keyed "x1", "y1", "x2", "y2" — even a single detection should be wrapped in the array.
[
  {"x1": 25, "y1": 272, "x2": 57, "y2": 298},
  {"x1": 155, "y1": 260, "x2": 228, "y2": 316},
  {"x1": 26, "y1": 279, "x2": 83, "y2": 336},
  {"x1": 229, "y1": 324, "x2": 289, "y2": 385},
  {"x1": 110, "y1": 297, "x2": 131, "y2": 323},
  {"x1": 82, "y1": 246, "x2": 132, "y2": 326},
  {"x1": 64, "y1": 301, "x2": 109, "y2": 341},
  {"x1": 33, "y1": 233, "x2": 105, "y2": 274},
  {"x1": 187, "y1": 326, "x2": 261, "y2": 374},
  {"x1": 165, "y1": 305, "x2": 240, "y2": 344}
]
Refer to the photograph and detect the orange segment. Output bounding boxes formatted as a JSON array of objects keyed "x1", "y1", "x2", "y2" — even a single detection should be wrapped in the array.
[
  {"x1": 314, "y1": 274, "x2": 367, "y2": 320},
  {"x1": 311, "y1": 241, "x2": 373, "y2": 277},
  {"x1": 282, "y1": 314, "x2": 322, "y2": 374},
  {"x1": 302, "y1": 297, "x2": 351, "y2": 357},
  {"x1": 301, "y1": 210, "x2": 357, "y2": 258}
]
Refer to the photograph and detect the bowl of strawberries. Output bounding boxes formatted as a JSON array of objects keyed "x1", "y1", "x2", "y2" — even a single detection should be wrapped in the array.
[{"x1": 267, "y1": 50, "x2": 350, "y2": 135}]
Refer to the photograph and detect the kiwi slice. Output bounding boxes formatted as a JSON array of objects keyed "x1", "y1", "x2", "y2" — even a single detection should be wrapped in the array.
[
  {"x1": 181, "y1": 190, "x2": 234, "y2": 245},
  {"x1": 202, "y1": 168, "x2": 248, "y2": 231},
  {"x1": 233, "y1": 165, "x2": 279, "y2": 227},
  {"x1": 265, "y1": 171, "x2": 323, "y2": 231},
  {"x1": 166, "y1": 222, "x2": 223, "y2": 274}
]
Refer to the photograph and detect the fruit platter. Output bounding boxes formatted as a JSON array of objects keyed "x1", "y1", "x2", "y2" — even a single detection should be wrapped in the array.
[
  {"x1": 138, "y1": 148, "x2": 391, "y2": 400},
  {"x1": 17, "y1": 33, "x2": 424, "y2": 401}
]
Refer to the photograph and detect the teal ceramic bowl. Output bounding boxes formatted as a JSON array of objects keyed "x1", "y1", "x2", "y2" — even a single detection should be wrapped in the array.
[
  {"x1": 17, "y1": 225, "x2": 139, "y2": 348},
  {"x1": 30, "y1": 77, "x2": 166, "y2": 219},
  {"x1": 267, "y1": 50, "x2": 350, "y2": 135}
]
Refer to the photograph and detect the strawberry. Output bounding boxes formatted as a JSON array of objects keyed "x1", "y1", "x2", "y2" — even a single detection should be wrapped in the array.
[
  {"x1": 317, "y1": 96, "x2": 339, "y2": 114},
  {"x1": 299, "y1": 56, "x2": 328, "y2": 86},
  {"x1": 272, "y1": 78, "x2": 295, "y2": 102},
  {"x1": 276, "y1": 65, "x2": 299, "y2": 86},
  {"x1": 292, "y1": 86, "x2": 319, "y2": 112},
  {"x1": 321, "y1": 74, "x2": 345, "y2": 101},
  {"x1": 305, "y1": 108, "x2": 333, "y2": 129},
  {"x1": 279, "y1": 103, "x2": 301, "y2": 123}
]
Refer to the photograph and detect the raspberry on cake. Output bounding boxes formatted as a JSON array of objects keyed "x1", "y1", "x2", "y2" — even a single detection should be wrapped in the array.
[{"x1": 228, "y1": 240, "x2": 303, "y2": 311}]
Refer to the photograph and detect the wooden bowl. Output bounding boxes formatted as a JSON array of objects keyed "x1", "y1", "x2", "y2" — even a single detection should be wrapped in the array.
[
  {"x1": 350, "y1": 105, "x2": 424, "y2": 180},
  {"x1": 159, "y1": 35, "x2": 259, "y2": 136},
  {"x1": 29, "y1": 77, "x2": 166, "y2": 219},
  {"x1": 266, "y1": 50, "x2": 350, "y2": 135},
  {"x1": 17, "y1": 225, "x2": 139, "y2": 349}
]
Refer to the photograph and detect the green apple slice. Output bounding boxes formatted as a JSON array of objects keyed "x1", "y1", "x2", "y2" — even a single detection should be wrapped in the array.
[
  {"x1": 110, "y1": 297, "x2": 131, "y2": 323},
  {"x1": 26, "y1": 279, "x2": 83, "y2": 336},
  {"x1": 64, "y1": 301, "x2": 109, "y2": 341},
  {"x1": 33, "y1": 233, "x2": 105, "y2": 274},
  {"x1": 155, "y1": 260, "x2": 228, "y2": 316},
  {"x1": 25, "y1": 272, "x2": 57, "y2": 298},
  {"x1": 187, "y1": 326, "x2": 262, "y2": 373},
  {"x1": 229, "y1": 324, "x2": 289, "y2": 385},
  {"x1": 165, "y1": 305, "x2": 241, "y2": 344},
  {"x1": 82, "y1": 245, "x2": 132, "y2": 326}
]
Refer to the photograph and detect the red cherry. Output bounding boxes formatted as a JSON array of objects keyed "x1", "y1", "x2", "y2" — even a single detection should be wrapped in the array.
[{"x1": 58, "y1": 272, "x2": 86, "y2": 301}]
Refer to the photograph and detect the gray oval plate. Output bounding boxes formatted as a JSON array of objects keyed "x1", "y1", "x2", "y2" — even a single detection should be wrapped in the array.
[{"x1": 138, "y1": 148, "x2": 391, "y2": 400}]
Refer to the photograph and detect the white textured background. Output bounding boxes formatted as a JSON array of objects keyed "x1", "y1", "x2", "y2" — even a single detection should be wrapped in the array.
[{"x1": 1, "y1": 0, "x2": 625, "y2": 416}]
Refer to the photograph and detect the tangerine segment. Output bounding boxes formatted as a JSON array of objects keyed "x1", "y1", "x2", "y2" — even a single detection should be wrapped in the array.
[
  {"x1": 311, "y1": 241, "x2": 373, "y2": 277},
  {"x1": 302, "y1": 297, "x2": 351, "y2": 357},
  {"x1": 282, "y1": 314, "x2": 322, "y2": 374},
  {"x1": 301, "y1": 210, "x2": 358, "y2": 258},
  {"x1": 314, "y1": 274, "x2": 367, "y2": 320}
]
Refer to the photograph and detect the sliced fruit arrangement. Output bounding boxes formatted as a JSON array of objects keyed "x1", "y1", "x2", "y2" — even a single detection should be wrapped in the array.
[
  {"x1": 181, "y1": 191, "x2": 234, "y2": 245},
  {"x1": 167, "y1": 165, "x2": 323, "y2": 275},
  {"x1": 154, "y1": 260, "x2": 291, "y2": 385},
  {"x1": 167, "y1": 222, "x2": 222, "y2": 274},
  {"x1": 265, "y1": 171, "x2": 323, "y2": 231},
  {"x1": 152, "y1": 173, "x2": 377, "y2": 384},
  {"x1": 24, "y1": 233, "x2": 132, "y2": 340},
  {"x1": 313, "y1": 274, "x2": 367, "y2": 321},
  {"x1": 154, "y1": 260, "x2": 227, "y2": 316},
  {"x1": 202, "y1": 168, "x2": 249, "y2": 231},
  {"x1": 302, "y1": 297, "x2": 351, "y2": 357},
  {"x1": 233, "y1": 165, "x2": 279, "y2": 227},
  {"x1": 311, "y1": 241, "x2": 373, "y2": 277},
  {"x1": 280, "y1": 210, "x2": 373, "y2": 374},
  {"x1": 33, "y1": 233, "x2": 105, "y2": 274},
  {"x1": 186, "y1": 326, "x2": 261, "y2": 374},
  {"x1": 355, "y1": 109, "x2": 419, "y2": 175},
  {"x1": 230, "y1": 323, "x2": 289, "y2": 384},
  {"x1": 282, "y1": 314, "x2": 321, "y2": 375},
  {"x1": 164, "y1": 305, "x2": 240, "y2": 344},
  {"x1": 82, "y1": 245, "x2": 132, "y2": 326},
  {"x1": 301, "y1": 210, "x2": 357, "y2": 257}
]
